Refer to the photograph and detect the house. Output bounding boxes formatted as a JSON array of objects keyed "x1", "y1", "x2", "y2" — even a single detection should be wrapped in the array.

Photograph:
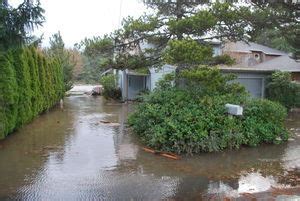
[
  {"x1": 116, "y1": 64, "x2": 176, "y2": 100},
  {"x1": 110, "y1": 41, "x2": 300, "y2": 100},
  {"x1": 219, "y1": 41, "x2": 300, "y2": 98},
  {"x1": 115, "y1": 40, "x2": 221, "y2": 101}
]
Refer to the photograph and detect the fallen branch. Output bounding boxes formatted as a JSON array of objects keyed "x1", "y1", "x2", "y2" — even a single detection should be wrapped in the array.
[
  {"x1": 142, "y1": 147, "x2": 180, "y2": 160},
  {"x1": 100, "y1": 120, "x2": 111, "y2": 124}
]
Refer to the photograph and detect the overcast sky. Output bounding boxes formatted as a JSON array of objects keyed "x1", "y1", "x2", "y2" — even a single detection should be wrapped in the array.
[{"x1": 12, "y1": 0, "x2": 147, "y2": 47}]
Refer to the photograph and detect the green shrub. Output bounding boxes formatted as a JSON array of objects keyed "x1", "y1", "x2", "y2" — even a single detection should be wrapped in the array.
[
  {"x1": 155, "y1": 73, "x2": 175, "y2": 90},
  {"x1": 128, "y1": 67, "x2": 289, "y2": 154},
  {"x1": 266, "y1": 71, "x2": 300, "y2": 109},
  {"x1": 179, "y1": 67, "x2": 247, "y2": 98},
  {"x1": 243, "y1": 99, "x2": 288, "y2": 146},
  {"x1": 100, "y1": 74, "x2": 121, "y2": 100}
]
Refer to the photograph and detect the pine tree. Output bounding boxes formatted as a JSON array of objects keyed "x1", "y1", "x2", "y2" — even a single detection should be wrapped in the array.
[
  {"x1": 48, "y1": 32, "x2": 75, "y2": 90},
  {"x1": 0, "y1": 0, "x2": 44, "y2": 50}
]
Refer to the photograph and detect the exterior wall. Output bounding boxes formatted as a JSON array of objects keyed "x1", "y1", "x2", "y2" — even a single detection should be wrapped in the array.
[
  {"x1": 146, "y1": 76, "x2": 151, "y2": 90},
  {"x1": 264, "y1": 54, "x2": 280, "y2": 62},
  {"x1": 223, "y1": 51, "x2": 279, "y2": 67},
  {"x1": 116, "y1": 70, "x2": 123, "y2": 89},
  {"x1": 120, "y1": 71, "x2": 127, "y2": 101},
  {"x1": 149, "y1": 64, "x2": 176, "y2": 91},
  {"x1": 224, "y1": 52, "x2": 252, "y2": 66}
]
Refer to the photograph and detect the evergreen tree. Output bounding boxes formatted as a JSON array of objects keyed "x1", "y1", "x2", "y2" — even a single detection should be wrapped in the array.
[
  {"x1": 0, "y1": 0, "x2": 44, "y2": 50},
  {"x1": 90, "y1": 1, "x2": 299, "y2": 69},
  {"x1": 0, "y1": 51, "x2": 18, "y2": 138},
  {"x1": 79, "y1": 35, "x2": 114, "y2": 83},
  {"x1": 47, "y1": 32, "x2": 74, "y2": 90}
]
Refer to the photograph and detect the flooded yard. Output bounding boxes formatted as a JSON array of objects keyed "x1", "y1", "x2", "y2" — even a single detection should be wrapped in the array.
[{"x1": 0, "y1": 94, "x2": 300, "y2": 200}]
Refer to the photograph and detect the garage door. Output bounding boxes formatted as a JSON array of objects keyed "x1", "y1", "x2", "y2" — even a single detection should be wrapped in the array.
[
  {"x1": 128, "y1": 75, "x2": 146, "y2": 100},
  {"x1": 237, "y1": 78, "x2": 263, "y2": 98}
]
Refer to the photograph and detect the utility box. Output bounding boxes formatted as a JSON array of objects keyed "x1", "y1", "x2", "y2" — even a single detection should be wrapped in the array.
[{"x1": 225, "y1": 104, "x2": 243, "y2": 116}]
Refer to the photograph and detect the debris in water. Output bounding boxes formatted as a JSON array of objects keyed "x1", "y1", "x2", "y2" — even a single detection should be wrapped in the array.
[
  {"x1": 142, "y1": 147, "x2": 156, "y2": 154},
  {"x1": 240, "y1": 192, "x2": 256, "y2": 199},
  {"x1": 160, "y1": 153, "x2": 180, "y2": 160},
  {"x1": 43, "y1": 146, "x2": 61, "y2": 150},
  {"x1": 100, "y1": 120, "x2": 111, "y2": 124},
  {"x1": 99, "y1": 120, "x2": 120, "y2": 126},
  {"x1": 110, "y1": 123, "x2": 120, "y2": 126},
  {"x1": 60, "y1": 99, "x2": 64, "y2": 110},
  {"x1": 271, "y1": 187, "x2": 295, "y2": 196},
  {"x1": 142, "y1": 147, "x2": 180, "y2": 160}
]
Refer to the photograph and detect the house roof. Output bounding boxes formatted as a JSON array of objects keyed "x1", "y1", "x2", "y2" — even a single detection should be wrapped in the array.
[
  {"x1": 254, "y1": 55, "x2": 300, "y2": 72},
  {"x1": 220, "y1": 55, "x2": 300, "y2": 73},
  {"x1": 126, "y1": 68, "x2": 150, "y2": 76},
  {"x1": 101, "y1": 68, "x2": 113, "y2": 76},
  {"x1": 224, "y1": 41, "x2": 287, "y2": 56}
]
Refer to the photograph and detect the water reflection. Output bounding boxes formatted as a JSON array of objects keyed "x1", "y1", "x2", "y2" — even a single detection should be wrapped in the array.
[{"x1": 0, "y1": 95, "x2": 299, "y2": 200}]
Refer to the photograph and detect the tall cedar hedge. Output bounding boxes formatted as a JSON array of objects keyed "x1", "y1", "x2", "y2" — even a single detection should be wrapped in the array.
[{"x1": 0, "y1": 47, "x2": 64, "y2": 139}]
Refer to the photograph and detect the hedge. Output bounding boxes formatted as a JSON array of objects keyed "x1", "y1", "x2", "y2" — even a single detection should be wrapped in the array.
[{"x1": 0, "y1": 47, "x2": 64, "y2": 139}]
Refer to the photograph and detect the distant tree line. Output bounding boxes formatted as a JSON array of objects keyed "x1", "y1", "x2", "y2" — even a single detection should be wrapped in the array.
[{"x1": 46, "y1": 32, "x2": 76, "y2": 91}]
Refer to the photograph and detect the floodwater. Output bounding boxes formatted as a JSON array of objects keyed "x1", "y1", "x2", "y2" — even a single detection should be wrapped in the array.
[{"x1": 0, "y1": 94, "x2": 300, "y2": 200}]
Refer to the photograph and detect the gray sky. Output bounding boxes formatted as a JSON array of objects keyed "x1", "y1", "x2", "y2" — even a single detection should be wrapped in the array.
[{"x1": 12, "y1": 0, "x2": 147, "y2": 47}]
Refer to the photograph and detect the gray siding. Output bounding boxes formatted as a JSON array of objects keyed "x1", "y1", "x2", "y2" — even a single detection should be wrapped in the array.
[{"x1": 149, "y1": 64, "x2": 176, "y2": 91}]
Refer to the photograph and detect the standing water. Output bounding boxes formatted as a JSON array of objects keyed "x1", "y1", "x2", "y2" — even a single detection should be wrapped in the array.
[{"x1": 0, "y1": 94, "x2": 300, "y2": 200}]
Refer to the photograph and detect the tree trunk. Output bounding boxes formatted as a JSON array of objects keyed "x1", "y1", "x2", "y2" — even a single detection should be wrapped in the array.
[{"x1": 175, "y1": 0, "x2": 184, "y2": 40}]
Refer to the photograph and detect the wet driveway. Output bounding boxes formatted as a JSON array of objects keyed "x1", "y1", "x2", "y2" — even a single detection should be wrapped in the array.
[{"x1": 0, "y1": 95, "x2": 299, "y2": 200}]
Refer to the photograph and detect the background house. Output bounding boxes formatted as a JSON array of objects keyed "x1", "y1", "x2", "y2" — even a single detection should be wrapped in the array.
[
  {"x1": 110, "y1": 41, "x2": 300, "y2": 100},
  {"x1": 219, "y1": 41, "x2": 300, "y2": 98},
  {"x1": 115, "y1": 40, "x2": 221, "y2": 101},
  {"x1": 116, "y1": 64, "x2": 176, "y2": 101}
]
